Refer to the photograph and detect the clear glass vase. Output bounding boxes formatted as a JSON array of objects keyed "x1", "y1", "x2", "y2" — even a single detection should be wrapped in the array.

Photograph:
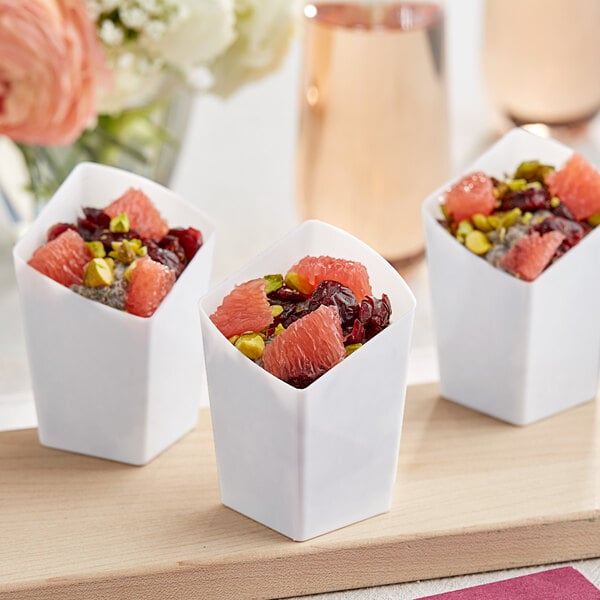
[{"x1": 0, "y1": 90, "x2": 193, "y2": 241}]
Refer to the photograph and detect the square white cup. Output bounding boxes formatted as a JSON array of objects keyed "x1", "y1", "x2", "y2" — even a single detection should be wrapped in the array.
[
  {"x1": 13, "y1": 162, "x2": 215, "y2": 465},
  {"x1": 199, "y1": 220, "x2": 416, "y2": 541},
  {"x1": 424, "y1": 128, "x2": 600, "y2": 426}
]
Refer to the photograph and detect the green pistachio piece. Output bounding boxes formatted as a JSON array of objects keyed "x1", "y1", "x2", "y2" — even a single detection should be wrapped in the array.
[
  {"x1": 284, "y1": 272, "x2": 311, "y2": 295},
  {"x1": 487, "y1": 215, "x2": 502, "y2": 229},
  {"x1": 264, "y1": 274, "x2": 284, "y2": 295},
  {"x1": 234, "y1": 333, "x2": 265, "y2": 360},
  {"x1": 550, "y1": 196, "x2": 561, "y2": 208},
  {"x1": 513, "y1": 160, "x2": 555, "y2": 182},
  {"x1": 521, "y1": 212, "x2": 533, "y2": 225},
  {"x1": 507, "y1": 178, "x2": 527, "y2": 192},
  {"x1": 493, "y1": 181, "x2": 509, "y2": 200},
  {"x1": 228, "y1": 335, "x2": 240, "y2": 345},
  {"x1": 123, "y1": 260, "x2": 137, "y2": 282},
  {"x1": 587, "y1": 211, "x2": 600, "y2": 226},
  {"x1": 345, "y1": 343, "x2": 362, "y2": 356},
  {"x1": 271, "y1": 304, "x2": 284, "y2": 317},
  {"x1": 456, "y1": 220, "x2": 474, "y2": 243},
  {"x1": 472, "y1": 213, "x2": 493, "y2": 232},
  {"x1": 465, "y1": 230, "x2": 492, "y2": 255},
  {"x1": 498, "y1": 227, "x2": 507, "y2": 242},
  {"x1": 501, "y1": 208, "x2": 522, "y2": 228},
  {"x1": 440, "y1": 203, "x2": 450, "y2": 221},
  {"x1": 85, "y1": 241, "x2": 106, "y2": 258},
  {"x1": 273, "y1": 323, "x2": 285, "y2": 336},
  {"x1": 525, "y1": 181, "x2": 542, "y2": 189},
  {"x1": 109, "y1": 212, "x2": 130, "y2": 233},
  {"x1": 109, "y1": 239, "x2": 137, "y2": 264},
  {"x1": 83, "y1": 258, "x2": 114, "y2": 287}
]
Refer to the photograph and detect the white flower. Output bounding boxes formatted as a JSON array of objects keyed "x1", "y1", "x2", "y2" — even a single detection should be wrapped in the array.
[
  {"x1": 119, "y1": 6, "x2": 149, "y2": 30},
  {"x1": 209, "y1": 0, "x2": 295, "y2": 96},
  {"x1": 147, "y1": 0, "x2": 236, "y2": 69},
  {"x1": 99, "y1": 18, "x2": 125, "y2": 46}
]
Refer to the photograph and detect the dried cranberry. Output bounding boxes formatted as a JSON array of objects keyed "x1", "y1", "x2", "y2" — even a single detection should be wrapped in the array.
[
  {"x1": 145, "y1": 239, "x2": 184, "y2": 276},
  {"x1": 281, "y1": 308, "x2": 311, "y2": 328},
  {"x1": 268, "y1": 285, "x2": 308, "y2": 302},
  {"x1": 81, "y1": 207, "x2": 111, "y2": 229},
  {"x1": 308, "y1": 281, "x2": 359, "y2": 330},
  {"x1": 81, "y1": 227, "x2": 141, "y2": 250},
  {"x1": 47, "y1": 222, "x2": 76, "y2": 241},
  {"x1": 359, "y1": 294, "x2": 392, "y2": 341},
  {"x1": 345, "y1": 319, "x2": 366, "y2": 345},
  {"x1": 500, "y1": 187, "x2": 550, "y2": 212},
  {"x1": 168, "y1": 227, "x2": 203, "y2": 262},
  {"x1": 286, "y1": 373, "x2": 316, "y2": 389},
  {"x1": 159, "y1": 234, "x2": 186, "y2": 265},
  {"x1": 552, "y1": 202, "x2": 575, "y2": 220},
  {"x1": 531, "y1": 216, "x2": 589, "y2": 260}
]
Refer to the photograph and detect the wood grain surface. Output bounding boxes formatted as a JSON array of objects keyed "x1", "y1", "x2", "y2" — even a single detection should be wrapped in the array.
[{"x1": 1, "y1": 384, "x2": 599, "y2": 599}]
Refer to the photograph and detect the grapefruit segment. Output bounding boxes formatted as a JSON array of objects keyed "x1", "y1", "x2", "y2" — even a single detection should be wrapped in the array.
[
  {"x1": 125, "y1": 257, "x2": 175, "y2": 317},
  {"x1": 105, "y1": 188, "x2": 169, "y2": 239},
  {"x1": 210, "y1": 278, "x2": 273, "y2": 338},
  {"x1": 499, "y1": 231, "x2": 565, "y2": 282},
  {"x1": 262, "y1": 305, "x2": 345, "y2": 388},
  {"x1": 546, "y1": 153, "x2": 600, "y2": 220},
  {"x1": 286, "y1": 255, "x2": 372, "y2": 301},
  {"x1": 28, "y1": 229, "x2": 91, "y2": 287},
  {"x1": 445, "y1": 172, "x2": 496, "y2": 223}
]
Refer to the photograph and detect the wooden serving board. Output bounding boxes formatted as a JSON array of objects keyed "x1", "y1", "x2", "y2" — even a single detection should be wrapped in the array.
[{"x1": 1, "y1": 384, "x2": 599, "y2": 600}]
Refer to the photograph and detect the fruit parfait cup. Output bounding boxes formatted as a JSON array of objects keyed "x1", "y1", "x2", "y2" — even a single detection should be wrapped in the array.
[
  {"x1": 13, "y1": 163, "x2": 215, "y2": 465},
  {"x1": 424, "y1": 128, "x2": 600, "y2": 426},
  {"x1": 199, "y1": 220, "x2": 416, "y2": 541}
]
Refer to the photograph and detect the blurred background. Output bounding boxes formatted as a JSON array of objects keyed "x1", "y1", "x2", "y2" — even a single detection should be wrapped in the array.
[{"x1": 3, "y1": 0, "x2": 600, "y2": 427}]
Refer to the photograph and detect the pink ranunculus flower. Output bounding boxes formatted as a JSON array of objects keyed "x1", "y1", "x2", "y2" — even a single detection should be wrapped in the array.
[{"x1": 0, "y1": 0, "x2": 109, "y2": 146}]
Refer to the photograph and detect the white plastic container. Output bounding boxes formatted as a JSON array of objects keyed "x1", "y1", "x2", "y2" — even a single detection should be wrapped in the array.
[
  {"x1": 13, "y1": 162, "x2": 215, "y2": 465},
  {"x1": 199, "y1": 220, "x2": 416, "y2": 541},
  {"x1": 424, "y1": 128, "x2": 600, "y2": 426}
]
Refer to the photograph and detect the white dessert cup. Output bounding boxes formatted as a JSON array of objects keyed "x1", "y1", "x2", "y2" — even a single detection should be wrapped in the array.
[
  {"x1": 13, "y1": 162, "x2": 215, "y2": 465},
  {"x1": 424, "y1": 128, "x2": 600, "y2": 426},
  {"x1": 199, "y1": 220, "x2": 416, "y2": 541}
]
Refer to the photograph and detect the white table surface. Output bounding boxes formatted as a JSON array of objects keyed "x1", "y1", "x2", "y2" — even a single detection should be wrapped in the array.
[{"x1": 2, "y1": 0, "x2": 600, "y2": 596}]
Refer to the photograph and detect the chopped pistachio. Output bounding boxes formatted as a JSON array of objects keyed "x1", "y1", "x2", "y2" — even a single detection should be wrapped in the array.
[
  {"x1": 507, "y1": 178, "x2": 527, "y2": 192},
  {"x1": 271, "y1": 304, "x2": 284, "y2": 317},
  {"x1": 525, "y1": 181, "x2": 542, "y2": 189},
  {"x1": 456, "y1": 220, "x2": 474, "y2": 243},
  {"x1": 123, "y1": 260, "x2": 137, "y2": 282},
  {"x1": 85, "y1": 241, "x2": 106, "y2": 258},
  {"x1": 498, "y1": 227, "x2": 507, "y2": 243},
  {"x1": 228, "y1": 335, "x2": 240, "y2": 345},
  {"x1": 465, "y1": 230, "x2": 492, "y2": 255},
  {"x1": 273, "y1": 323, "x2": 285, "y2": 336},
  {"x1": 264, "y1": 273, "x2": 283, "y2": 295},
  {"x1": 83, "y1": 258, "x2": 114, "y2": 287},
  {"x1": 487, "y1": 215, "x2": 502, "y2": 229},
  {"x1": 234, "y1": 333, "x2": 265, "y2": 360},
  {"x1": 550, "y1": 196, "x2": 561, "y2": 208},
  {"x1": 109, "y1": 239, "x2": 137, "y2": 264},
  {"x1": 587, "y1": 211, "x2": 600, "y2": 226},
  {"x1": 521, "y1": 212, "x2": 533, "y2": 225},
  {"x1": 109, "y1": 212, "x2": 130, "y2": 233},
  {"x1": 440, "y1": 203, "x2": 450, "y2": 221},
  {"x1": 501, "y1": 208, "x2": 522, "y2": 228},
  {"x1": 105, "y1": 257, "x2": 115, "y2": 271},
  {"x1": 345, "y1": 343, "x2": 362, "y2": 356},
  {"x1": 513, "y1": 160, "x2": 554, "y2": 182},
  {"x1": 284, "y1": 271, "x2": 310, "y2": 295},
  {"x1": 472, "y1": 213, "x2": 493, "y2": 232}
]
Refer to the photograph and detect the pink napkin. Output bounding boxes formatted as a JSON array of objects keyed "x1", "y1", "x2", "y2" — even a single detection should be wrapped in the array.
[{"x1": 418, "y1": 567, "x2": 600, "y2": 599}]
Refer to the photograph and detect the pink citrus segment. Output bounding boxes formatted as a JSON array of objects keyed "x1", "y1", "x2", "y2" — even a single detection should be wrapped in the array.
[
  {"x1": 499, "y1": 231, "x2": 565, "y2": 282},
  {"x1": 125, "y1": 257, "x2": 175, "y2": 317},
  {"x1": 210, "y1": 278, "x2": 273, "y2": 338},
  {"x1": 262, "y1": 305, "x2": 345, "y2": 388},
  {"x1": 546, "y1": 153, "x2": 600, "y2": 220},
  {"x1": 105, "y1": 188, "x2": 169, "y2": 240},
  {"x1": 286, "y1": 255, "x2": 372, "y2": 301},
  {"x1": 28, "y1": 229, "x2": 91, "y2": 287},
  {"x1": 444, "y1": 172, "x2": 496, "y2": 223}
]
